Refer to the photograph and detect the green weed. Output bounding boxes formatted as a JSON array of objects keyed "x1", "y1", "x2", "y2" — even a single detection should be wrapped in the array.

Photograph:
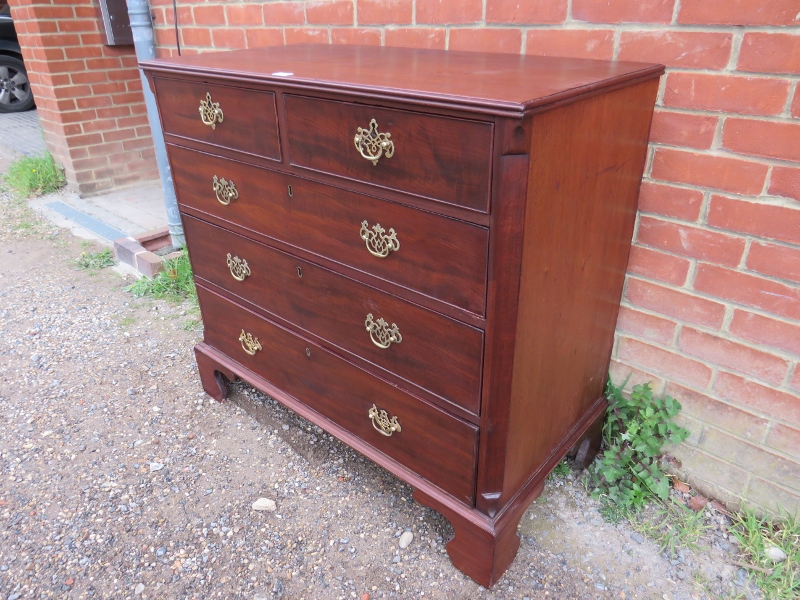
[
  {"x1": 4, "y1": 153, "x2": 65, "y2": 198},
  {"x1": 127, "y1": 247, "x2": 197, "y2": 304},
  {"x1": 630, "y1": 498, "x2": 711, "y2": 556},
  {"x1": 75, "y1": 248, "x2": 116, "y2": 270}
]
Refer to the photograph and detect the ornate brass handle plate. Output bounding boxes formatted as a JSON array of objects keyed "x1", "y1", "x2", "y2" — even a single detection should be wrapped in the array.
[
  {"x1": 238, "y1": 329, "x2": 262, "y2": 355},
  {"x1": 360, "y1": 221, "x2": 399, "y2": 258},
  {"x1": 213, "y1": 175, "x2": 238, "y2": 205},
  {"x1": 368, "y1": 404, "x2": 401, "y2": 436},
  {"x1": 354, "y1": 119, "x2": 394, "y2": 166},
  {"x1": 227, "y1": 253, "x2": 251, "y2": 281},
  {"x1": 365, "y1": 313, "x2": 402, "y2": 349},
  {"x1": 199, "y1": 92, "x2": 223, "y2": 129}
]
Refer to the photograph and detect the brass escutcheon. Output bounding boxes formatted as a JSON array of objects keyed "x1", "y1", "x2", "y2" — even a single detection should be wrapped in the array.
[
  {"x1": 226, "y1": 253, "x2": 251, "y2": 281},
  {"x1": 354, "y1": 119, "x2": 394, "y2": 166},
  {"x1": 212, "y1": 175, "x2": 238, "y2": 205},
  {"x1": 199, "y1": 92, "x2": 223, "y2": 129},
  {"x1": 365, "y1": 313, "x2": 402, "y2": 349},
  {"x1": 238, "y1": 329, "x2": 262, "y2": 356},
  {"x1": 368, "y1": 404, "x2": 401, "y2": 437},
  {"x1": 359, "y1": 221, "x2": 399, "y2": 258}
]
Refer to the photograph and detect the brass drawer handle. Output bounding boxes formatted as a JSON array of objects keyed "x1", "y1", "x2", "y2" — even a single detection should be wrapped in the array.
[
  {"x1": 365, "y1": 313, "x2": 402, "y2": 349},
  {"x1": 199, "y1": 92, "x2": 223, "y2": 129},
  {"x1": 226, "y1": 253, "x2": 251, "y2": 281},
  {"x1": 360, "y1": 221, "x2": 399, "y2": 258},
  {"x1": 238, "y1": 329, "x2": 262, "y2": 355},
  {"x1": 354, "y1": 119, "x2": 394, "y2": 166},
  {"x1": 212, "y1": 175, "x2": 238, "y2": 205},
  {"x1": 368, "y1": 404, "x2": 401, "y2": 436}
]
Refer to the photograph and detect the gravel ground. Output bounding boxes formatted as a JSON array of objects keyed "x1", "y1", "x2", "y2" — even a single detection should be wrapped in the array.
[{"x1": 0, "y1": 186, "x2": 763, "y2": 600}]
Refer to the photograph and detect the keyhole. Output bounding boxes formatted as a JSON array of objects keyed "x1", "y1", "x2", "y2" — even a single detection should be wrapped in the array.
[
  {"x1": 287, "y1": 185, "x2": 293, "y2": 198},
  {"x1": 305, "y1": 348, "x2": 311, "y2": 357},
  {"x1": 296, "y1": 266, "x2": 302, "y2": 278}
]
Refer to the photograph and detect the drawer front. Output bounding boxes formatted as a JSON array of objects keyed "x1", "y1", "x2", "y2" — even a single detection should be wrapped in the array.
[
  {"x1": 170, "y1": 145, "x2": 489, "y2": 315},
  {"x1": 185, "y1": 215, "x2": 483, "y2": 415},
  {"x1": 154, "y1": 77, "x2": 281, "y2": 160},
  {"x1": 197, "y1": 284, "x2": 478, "y2": 503},
  {"x1": 284, "y1": 95, "x2": 493, "y2": 213}
]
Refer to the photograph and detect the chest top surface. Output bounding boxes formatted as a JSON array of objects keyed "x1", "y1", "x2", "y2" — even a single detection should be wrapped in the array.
[{"x1": 141, "y1": 44, "x2": 662, "y2": 116}]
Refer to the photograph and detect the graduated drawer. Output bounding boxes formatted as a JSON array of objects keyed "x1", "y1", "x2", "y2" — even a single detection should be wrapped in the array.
[
  {"x1": 153, "y1": 77, "x2": 281, "y2": 160},
  {"x1": 284, "y1": 95, "x2": 493, "y2": 213},
  {"x1": 170, "y1": 145, "x2": 489, "y2": 315},
  {"x1": 196, "y1": 284, "x2": 478, "y2": 504},
  {"x1": 185, "y1": 215, "x2": 483, "y2": 415}
]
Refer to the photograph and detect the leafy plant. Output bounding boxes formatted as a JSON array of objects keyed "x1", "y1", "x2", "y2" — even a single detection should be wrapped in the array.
[
  {"x1": 586, "y1": 377, "x2": 689, "y2": 515},
  {"x1": 128, "y1": 247, "x2": 197, "y2": 304},
  {"x1": 4, "y1": 153, "x2": 65, "y2": 198},
  {"x1": 730, "y1": 506, "x2": 800, "y2": 599},
  {"x1": 75, "y1": 248, "x2": 116, "y2": 270}
]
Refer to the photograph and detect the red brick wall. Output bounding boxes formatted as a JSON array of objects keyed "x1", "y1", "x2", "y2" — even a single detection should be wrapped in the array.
[
  {"x1": 148, "y1": 0, "x2": 800, "y2": 514},
  {"x1": 9, "y1": 0, "x2": 158, "y2": 194}
]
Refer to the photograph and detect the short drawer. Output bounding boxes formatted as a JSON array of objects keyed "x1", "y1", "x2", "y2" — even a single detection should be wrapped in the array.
[
  {"x1": 284, "y1": 95, "x2": 493, "y2": 213},
  {"x1": 185, "y1": 215, "x2": 483, "y2": 415},
  {"x1": 170, "y1": 145, "x2": 489, "y2": 316},
  {"x1": 153, "y1": 77, "x2": 281, "y2": 160},
  {"x1": 197, "y1": 284, "x2": 478, "y2": 504}
]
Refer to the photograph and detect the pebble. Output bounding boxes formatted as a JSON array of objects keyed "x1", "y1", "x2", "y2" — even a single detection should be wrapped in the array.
[
  {"x1": 764, "y1": 546, "x2": 787, "y2": 562},
  {"x1": 149, "y1": 462, "x2": 165, "y2": 472},
  {"x1": 398, "y1": 531, "x2": 414, "y2": 549},
  {"x1": 631, "y1": 532, "x2": 644, "y2": 544},
  {"x1": 252, "y1": 497, "x2": 277, "y2": 512},
  {"x1": 134, "y1": 583, "x2": 145, "y2": 595}
]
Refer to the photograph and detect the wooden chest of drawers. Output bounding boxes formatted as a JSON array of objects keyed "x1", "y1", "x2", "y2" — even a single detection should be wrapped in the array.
[{"x1": 142, "y1": 45, "x2": 662, "y2": 587}]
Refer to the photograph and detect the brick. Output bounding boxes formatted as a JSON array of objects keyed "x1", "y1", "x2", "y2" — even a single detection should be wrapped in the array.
[
  {"x1": 608, "y1": 359, "x2": 666, "y2": 394},
  {"x1": 617, "y1": 337, "x2": 713, "y2": 387},
  {"x1": 285, "y1": 28, "x2": 329, "y2": 44},
  {"x1": 226, "y1": 4, "x2": 263, "y2": 26},
  {"x1": 307, "y1": 1, "x2": 353, "y2": 25},
  {"x1": 331, "y1": 28, "x2": 382, "y2": 45},
  {"x1": 103, "y1": 128, "x2": 137, "y2": 143},
  {"x1": 663, "y1": 72, "x2": 790, "y2": 116},
  {"x1": 573, "y1": 0, "x2": 674, "y2": 23},
  {"x1": 31, "y1": 5, "x2": 75, "y2": 19},
  {"x1": 211, "y1": 28, "x2": 246, "y2": 49},
  {"x1": 747, "y1": 242, "x2": 800, "y2": 285},
  {"x1": 615, "y1": 305, "x2": 677, "y2": 345},
  {"x1": 486, "y1": 0, "x2": 567, "y2": 24},
  {"x1": 793, "y1": 369, "x2": 800, "y2": 392},
  {"x1": 56, "y1": 18, "x2": 97, "y2": 33},
  {"x1": 669, "y1": 445, "x2": 749, "y2": 497},
  {"x1": 245, "y1": 28, "x2": 284, "y2": 48},
  {"x1": 679, "y1": 328, "x2": 789, "y2": 386},
  {"x1": 627, "y1": 244, "x2": 691, "y2": 286},
  {"x1": 618, "y1": 31, "x2": 732, "y2": 69},
  {"x1": 650, "y1": 149, "x2": 768, "y2": 195},
  {"x1": 793, "y1": 91, "x2": 800, "y2": 119},
  {"x1": 638, "y1": 216, "x2": 745, "y2": 267},
  {"x1": 638, "y1": 182, "x2": 704, "y2": 222},
  {"x1": 449, "y1": 28, "x2": 522, "y2": 54},
  {"x1": 416, "y1": 0, "x2": 482, "y2": 24},
  {"x1": 625, "y1": 277, "x2": 726, "y2": 328},
  {"x1": 91, "y1": 82, "x2": 128, "y2": 96},
  {"x1": 76, "y1": 95, "x2": 113, "y2": 110},
  {"x1": 700, "y1": 428, "x2": 799, "y2": 492},
  {"x1": 85, "y1": 57, "x2": 123, "y2": 71},
  {"x1": 182, "y1": 27, "x2": 212, "y2": 47},
  {"x1": 766, "y1": 424, "x2": 800, "y2": 460},
  {"x1": 264, "y1": 2, "x2": 305, "y2": 25},
  {"x1": 87, "y1": 142, "x2": 124, "y2": 157},
  {"x1": 746, "y1": 478, "x2": 800, "y2": 517},
  {"x1": 695, "y1": 263, "x2": 800, "y2": 322},
  {"x1": 384, "y1": 27, "x2": 445, "y2": 49},
  {"x1": 769, "y1": 167, "x2": 800, "y2": 202},
  {"x1": 524, "y1": 29, "x2": 615, "y2": 61},
  {"x1": 723, "y1": 118, "x2": 800, "y2": 163},
  {"x1": 649, "y1": 110, "x2": 717, "y2": 150},
  {"x1": 708, "y1": 195, "x2": 800, "y2": 246},
  {"x1": 192, "y1": 5, "x2": 225, "y2": 26},
  {"x1": 666, "y1": 382, "x2": 769, "y2": 442},
  {"x1": 678, "y1": 0, "x2": 800, "y2": 26},
  {"x1": 730, "y1": 310, "x2": 800, "y2": 355},
  {"x1": 122, "y1": 137, "x2": 155, "y2": 151},
  {"x1": 69, "y1": 133, "x2": 103, "y2": 147},
  {"x1": 357, "y1": 0, "x2": 413, "y2": 25},
  {"x1": 739, "y1": 33, "x2": 800, "y2": 75}
]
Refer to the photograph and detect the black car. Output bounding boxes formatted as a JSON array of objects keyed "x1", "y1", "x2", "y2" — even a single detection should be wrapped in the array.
[{"x1": 0, "y1": 0, "x2": 34, "y2": 112}]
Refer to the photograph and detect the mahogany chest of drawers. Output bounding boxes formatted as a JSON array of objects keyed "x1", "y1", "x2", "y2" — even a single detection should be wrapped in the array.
[{"x1": 141, "y1": 45, "x2": 662, "y2": 587}]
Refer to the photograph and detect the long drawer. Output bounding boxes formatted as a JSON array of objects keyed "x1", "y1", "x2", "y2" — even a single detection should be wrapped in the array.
[
  {"x1": 284, "y1": 95, "x2": 493, "y2": 213},
  {"x1": 170, "y1": 145, "x2": 489, "y2": 315},
  {"x1": 185, "y1": 215, "x2": 484, "y2": 415},
  {"x1": 196, "y1": 284, "x2": 479, "y2": 503}
]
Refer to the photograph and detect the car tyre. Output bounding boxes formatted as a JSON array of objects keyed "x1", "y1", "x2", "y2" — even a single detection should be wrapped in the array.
[{"x1": 0, "y1": 54, "x2": 34, "y2": 113}]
